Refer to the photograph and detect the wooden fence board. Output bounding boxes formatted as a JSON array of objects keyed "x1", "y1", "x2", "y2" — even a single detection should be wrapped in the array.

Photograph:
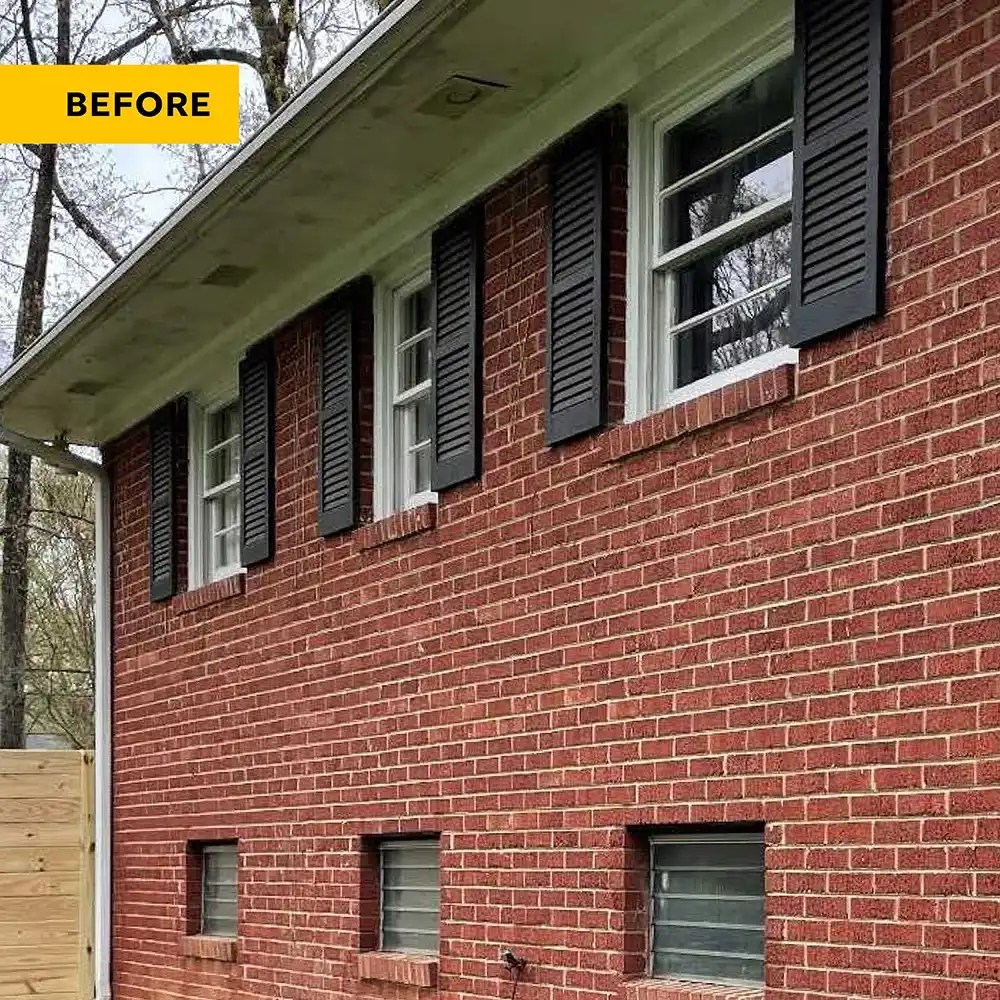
[
  {"x1": 0, "y1": 923, "x2": 78, "y2": 948},
  {"x1": 0, "y1": 846, "x2": 81, "y2": 874},
  {"x1": 0, "y1": 751, "x2": 93, "y2": 1000}
]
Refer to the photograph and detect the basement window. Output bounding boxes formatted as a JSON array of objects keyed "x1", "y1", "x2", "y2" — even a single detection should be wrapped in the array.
[
  {"x1": 627, "y1": 53, "x2": 798, "y2": 418},
  {"x1": 649, "y1": 829, "x2": 764, "y2": 985},
  {"x1": 379, "y1": 838, "x2": 440, "y2": 954},
  {"x1": 375, "y1": 262, "x2": 437, "y2": 518},
  {"x1": 200, "y1": 843, "x2": 238, "y2": 937},
  {"x1": 188, "y1": 396, "x2": 242, "y2": 586}
]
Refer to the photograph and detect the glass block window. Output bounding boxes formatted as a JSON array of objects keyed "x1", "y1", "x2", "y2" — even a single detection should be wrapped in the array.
[
  {"x1": 649, "y1": 830, "x2": 765, "y2": 985},
  {"x1": 380, "y1": 838, "x2": 439, "y2": 954},
  {"x1": 201, "y1": 843, "x2": 238, "y2": 937}
]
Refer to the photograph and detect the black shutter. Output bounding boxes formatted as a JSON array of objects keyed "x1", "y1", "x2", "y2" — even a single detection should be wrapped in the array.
[
  {"x1": 240, "y1": 340, "x2": 275, "y2": 566},
  {"x1": 789, "y1": 0, "x2": 890, "y2": 345},
  {"x1": 317, "y1": 280, "x2": 368, "y2": 536},
  {"x1": 148, "y1": 406, "x2": 175, "y2": 602},
  {"x1": 546, "y1": 122, "x2": 608, "y2": 445},
  {"x1": 431, "y1": 205, "x2": 483, "y2": 492}
]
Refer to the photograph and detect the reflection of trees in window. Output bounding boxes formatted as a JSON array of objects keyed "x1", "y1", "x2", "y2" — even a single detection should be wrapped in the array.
[{"x1": 660, "y1": 57, "x2": 794, "y2": 390}]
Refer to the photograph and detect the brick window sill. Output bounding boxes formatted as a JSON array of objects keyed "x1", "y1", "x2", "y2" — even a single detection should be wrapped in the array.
[
  {"x1": 357, "y1": 504, "x2": 437, "y2": 551},
  {"x1": 357, "y1": 951, "x2": 438, "y2": 987},
  {"x1": 625, "y1": 978, "x2": 763, "y2": 1000},
  {"x1": 180, "y1": 935, "x2": 238, "y2": 963},
  {"x1": 603, "y1": 364, "x2": 795, "y2": 463},
  {"x1": 174, "y1": 573, "x2": 245, "y2": 614}
]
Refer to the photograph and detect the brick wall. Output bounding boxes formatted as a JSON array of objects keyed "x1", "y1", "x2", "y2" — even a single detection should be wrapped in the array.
[{"x1": 108, "y1": 3, "x2": 1000, "y2": 1000}]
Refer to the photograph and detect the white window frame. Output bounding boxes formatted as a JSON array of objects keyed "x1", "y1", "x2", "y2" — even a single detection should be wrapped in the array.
[
  {"x1": 625, "y1": 42, "x2": 798, "y2": 423},
  {"x1": 374, "y1": 257, "x2": 436, "y2": 520},
  {"x1": 188, "y1": 391, "x2": 242, "y2": 589}
]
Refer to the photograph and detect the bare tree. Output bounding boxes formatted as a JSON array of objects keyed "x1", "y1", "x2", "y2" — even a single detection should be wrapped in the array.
[{"x1": 0, "y1": 0, "x2": 380, "y2": 745}]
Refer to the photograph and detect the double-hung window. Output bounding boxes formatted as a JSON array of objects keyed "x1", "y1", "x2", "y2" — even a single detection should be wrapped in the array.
[
  {"x1": 376, "y1": 268, "x2": 436, "y2": 517},
  {"x1": 649, "y1": 829, "x2": 765, "y2": 986},
  {"x1": 379, "y1": 838, "x2": 440, "y2": 954},
  {"x1": 630, "y1": 56, "x2": 796, "y2": 415},
  {"x1": 190, "y1": 398, "x2": 242, "y2": 585}
]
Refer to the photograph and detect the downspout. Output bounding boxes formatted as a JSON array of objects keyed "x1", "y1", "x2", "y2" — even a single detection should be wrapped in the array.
[{"x1": 0, "y1": 426, "x2": 111, "y2": 1000}]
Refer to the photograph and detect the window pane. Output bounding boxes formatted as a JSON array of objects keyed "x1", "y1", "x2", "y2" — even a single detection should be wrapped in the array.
[
  {"x1": 673, "y1": 281, "x2": 790, "y2": 389},
  {"x1": 210, "y1": 491, "x2": 241, "y2": 573},
  {"x1": 652, "y1": 951, "x2": 764, "y2": 984},
  {"x1": 207, "y1": 441, "x2": 240, "y2": 489},
  {"x1": 398, "y1": 334, "x2": 431, "y2": 394},
  {"x1": 675, "y1": 222, "x2": 791, "y2": 325},
  {"x1": 381, "y1": 840, "x2": 439, "y2": 954},
  {"x1": 414, "y1": 446, "x2": 431, "y2": 498},
  {"x1": 208, "y1": 403, "x2": 239, "y2": 448},
  {"x1": 405, "y1": 285, "x2": 432, "y2": 338},
  {"x1": 661, "y1": 135, "x2": 792, "y2": 251},
  {"x1": 663, "y1": 58, "x2": 793, "y2": 186},
  {"x1": 650, "y1": 833, "x2": 764, "y2": 986}
]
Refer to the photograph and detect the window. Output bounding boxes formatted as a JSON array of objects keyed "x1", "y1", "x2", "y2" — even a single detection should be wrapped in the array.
[
  {"x1": 200, "y1": 843, "x2": 238, "y2": 938},
  {"x1": 649, "y1": 830, "x2": 764, "y2": 986},
  {"x1": 375, "y1": 267, "x2": 436, "y2": 517},
  {"x1": 189, "y1": 397, "x2": 241, "y2": 586},
  {"x1": 379, "y1": 838, "x2": 439, "y2": 954},
  {"x1": 629, "y1": 56, "x2": 797, "y2": 417}
]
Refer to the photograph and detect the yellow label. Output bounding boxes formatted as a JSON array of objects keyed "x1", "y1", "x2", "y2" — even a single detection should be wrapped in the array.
[{"x1": 0, "y1": 65, "x2": 240, "y2": 143}]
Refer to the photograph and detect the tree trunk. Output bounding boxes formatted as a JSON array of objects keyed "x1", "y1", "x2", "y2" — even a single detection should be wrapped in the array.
[{"x1": 1, "y1": 0, "x2": 70, "y2": 748}]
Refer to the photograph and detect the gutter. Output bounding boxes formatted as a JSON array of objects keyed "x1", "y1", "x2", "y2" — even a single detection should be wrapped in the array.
[{"x1": 0, "y1": 429, "x2": 111, "y2": 1000}]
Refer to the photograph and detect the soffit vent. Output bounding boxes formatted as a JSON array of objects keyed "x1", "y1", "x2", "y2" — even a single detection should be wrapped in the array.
[
  {"x1": 67, "y1": 379, "x2": 106, "y2": 396},
  {"x1": 201, "y1": 264, "x2": 256, "y2": 288},
  {"x1": 416, "y1": 74, "x2": 509, "y2": 119}
]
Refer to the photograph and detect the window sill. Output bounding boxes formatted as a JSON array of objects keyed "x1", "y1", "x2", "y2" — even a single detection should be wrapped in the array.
[
  {"x1": 180, "y1": 935, "x2": 238, "y2": 963},
  {"x1": 625, "y1": 979, "x2": 763, "y2": 1000},
  {"x1": 607, "y1": 364, "x2": 794, "y2": 463},
  {"x1": 357, "y1": 951, "x2": 438, "y2": 987},
  {"x1": 174, "y1": 573, "x2": 245, "y2": 614},
  {"x1": 358, "y1": 504, "x2": 437, "y2": 551}
]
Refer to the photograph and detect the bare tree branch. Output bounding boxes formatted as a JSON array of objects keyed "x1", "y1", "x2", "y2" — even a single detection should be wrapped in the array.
[
  {"x1": 22, "y1": 145, "x2": 123, "y2": 263},
  {"x1": 186, "y1": 44, "x2": 259, "y2": 69},
  {"x1": 89, "y1": 0, "x2": 205, "y2": 64}
]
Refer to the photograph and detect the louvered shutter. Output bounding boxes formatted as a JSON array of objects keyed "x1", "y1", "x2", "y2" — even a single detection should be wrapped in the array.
[
  {"x1": 789, "y1": 0, "x2": 890, "y2": 345},
  {"x1": 240, "y1": 341, "x2": 275, "y2": 566},
  {"x1": 148, "y1": 406, "x2": 175, "y2": 602},
  {"x1": 431, "y1": 205, "x2": 483, "y2": 492},
  {"x1": 546, "y1": 124, "x2": 608, "y2": 445},
  {"x1": 317, "y1": 281, "x2": 368, "y2": 536}
]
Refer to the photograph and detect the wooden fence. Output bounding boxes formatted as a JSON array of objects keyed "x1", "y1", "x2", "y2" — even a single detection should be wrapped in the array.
[{"x1": 0, "y1": 751, "x2": 94, "y2": 1000}]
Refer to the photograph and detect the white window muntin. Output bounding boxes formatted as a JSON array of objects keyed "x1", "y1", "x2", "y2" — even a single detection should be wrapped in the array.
[
  {"x1": 188, "y1": 394, "x2": 242, "y2": 588},
  {"x1": 626, "y1": 45, "x2": 798, "y2": 420}
]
